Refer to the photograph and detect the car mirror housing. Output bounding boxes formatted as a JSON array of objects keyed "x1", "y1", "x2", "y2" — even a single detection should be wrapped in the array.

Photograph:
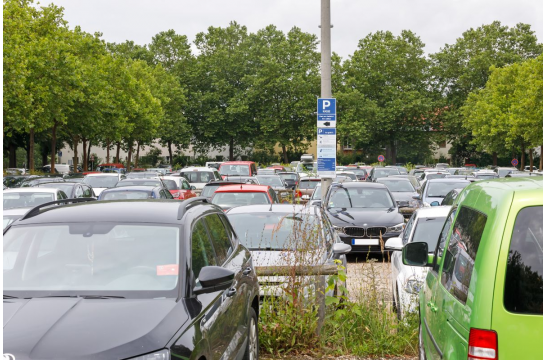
[
  {"x1": 385, "y1": 237, "x2": 403, "y2": 251},
  {"x1": 333, "y1": 243, "x2": 351, "y2": 256},
  {"x1": 402, "y1": 242, "x2": 431, "y2": 267},
  {"x1": 193, "y1": 266, "x2": 235, "y2": 295},
  {"x1": 430, "y1": 201, "x2": 440, "y2": 206},
  {"x1": 412, "y1": 194, "x2": 421, "y2": 200}
]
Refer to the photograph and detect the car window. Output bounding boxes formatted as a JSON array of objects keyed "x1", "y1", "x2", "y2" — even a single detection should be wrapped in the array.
[
  {"x1": 441, "y1": 206, "x2": 487, "y2": 304},
  {"x1": 412, "y1": 216, "x2": 447, "y2": 250},
  {"x1": 74, "y1": 186, "x2": 84, "y2": 198},
  {"x1": 204, "y1": 214, "x2": 233, "y2": 265},
  {"x1": 191, "y1": 220, "x2": 217, "y2": 282},
  {"x1": 181, "y1": 179, "x2": 190, "y2": 190},
  {"x1": 504, "y1": 206, "x2": 543, "y2": 314},
  {"x1": 159, "y1": 190, "x2": 167, "y2": 199},
  {"x1": 433, "y1": 208, "x2": 457, "y2": 272},
  {"x1": 82, "y1": 185, "x2": 93, "y2": 197},
  {"x1": 269, "y1": 189, "x2": 279, "y2": 203},
  {"x1": 402, "y1": 213, "x2": 416, "y2": 245}
]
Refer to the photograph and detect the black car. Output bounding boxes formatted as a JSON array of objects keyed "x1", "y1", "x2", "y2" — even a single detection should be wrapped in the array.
[
  {"x1": 277, "y1": 172, "x2": 300, "y2": 190},
  {"x1": 35, "y1": 182, "x2": 96, "y2": 199},
  {"x1": 3, "y1": 198, "x2": 260, "y2": 360},
  {"x1": 366, "y1": 167, "x2": 401, "y2": 182},
  {"x1": 322, "y1": 182, "x2": 405, "y2": 253},
  {"x1": 375, "y1": 177, "x2": 419, "y2": 218},
  {"x1": 99, "y1": 185, "x2": 174, "y2": 200}
]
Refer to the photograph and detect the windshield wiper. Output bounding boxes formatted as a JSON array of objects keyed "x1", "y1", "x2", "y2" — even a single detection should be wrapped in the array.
[
  {"x1": 3, "y1": 295, "x2": 19, "y2": 299},
  {"x1": 387, "y1": 207, "x2": 396, "y2": 213}
]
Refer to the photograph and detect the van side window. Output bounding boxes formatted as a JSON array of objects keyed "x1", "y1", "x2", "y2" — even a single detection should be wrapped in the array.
[
  {"x1": 504, "y1": 206, "x2": 543, "y2": 314},
  {"x1": 191, "y1": 220, "x2": 217, "y2": 283},
  {"x1": 402, "y1": 213, "x2": 416, "y2": 245},
  {"x1": 433, "y1": 208, "x2": 457, "y2": 272},
  {"x1": 204, "y1": 214, "x2": 233, "y2": 265},
  {"x1": 441, "y1": 206, "x2": 487, "y2": 304}
]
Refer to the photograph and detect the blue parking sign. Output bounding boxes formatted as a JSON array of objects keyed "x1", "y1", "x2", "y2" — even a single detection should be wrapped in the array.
[{"x1": 318, "y1": 98, "x2": 336, "y2": 116}]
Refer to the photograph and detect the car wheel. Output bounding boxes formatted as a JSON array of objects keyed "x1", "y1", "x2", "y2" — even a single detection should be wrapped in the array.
[
  {"x1": 418, "y1": 321, "x2": 427, "y2": 360},
  {"x1": 243, "y1": 307, "x2": 259, "y2": 360}
]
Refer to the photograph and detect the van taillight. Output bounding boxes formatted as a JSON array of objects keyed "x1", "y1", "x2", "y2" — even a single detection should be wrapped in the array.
[{"x1": 468, "y1": 328, "x2": 497, "y2": 360}]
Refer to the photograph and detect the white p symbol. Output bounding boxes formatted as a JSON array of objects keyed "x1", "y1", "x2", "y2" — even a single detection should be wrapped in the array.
[{"x1": 323, "y1": 100, "x2": 330, "y2": 110}]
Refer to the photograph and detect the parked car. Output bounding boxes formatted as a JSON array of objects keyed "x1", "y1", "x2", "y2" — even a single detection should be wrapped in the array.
[
  {"x1": 440, "y1": 188, "x2": 465, "y2": 206},
  {"x1": 223, "y1": 175, "x2": 260, "y2": 184},
  {"x1": 415, "y1": 178, "x2": 471, "y2": 207},
  {"x1": 307, "y1": 184, "x2": 322, "y2": 206},
  {"x1": 205, "y1": 161, "x2": 224, "y2": 170},
  {"x1": 162, "y1": 176, "x2": 197, "y2": 200},
  {"x1": 376, "y1": 177, "x2": 420, "y2": 219},
  {"x1": 4, "y1": 207, "x2": 32, "y2": 229},
  {"x1": 296, "y1": 161, "x2": 317, "y2": 178},
  {"x1": 3, "y1": 198, "x2": 260, "y2": 360},
  {"x1": 211, "y1": 184, "x2": 278, "y2": 211},
  {"x1": 388, "y1": 174, "x2": 422, "y2": 191},
  {"x1": 3, "y1": 175, "x2": 31, "y2": 188},
  {"x1": 99, "y1": 186, "x2": 173, "y2": 200},
  {"x1": 42, "y1": 164, "x2": 70, "y2": 174},
  {"x1": 404, "y1": 177, "x2": 542, "y2": 360},
  {"x1": 3, "y1": 188, "x2": 68, "y2": 210},
  {"x1": 218, "y1": 161, "x2": 258, "y2": 179},
  {"x1": 115, "y1": 178, "x2": 166, "y2": 188},
  {"x1": 495, "y1": 166, "x2": 518, "y2": 178},
  {"x1": 201, "y1": 181, "x2": 253, "y2": 200},
  {"x1": 385, "y1": 206, "x2": 452, "y2": 319},
  {"x1": 446, "y1": 167, "x2": 463, "y2": 175},
  {"x1": 299, "y1": 177, "x2": 321, "y2": 201},
  {"x1": 453, "y1": 169, "x2": 474, "y2": 176},
  {"x1": 180, "y1": 167, "x2": 222, "y2": 189},
  {"x1": 255, "y1": 175, "x2": 288, "y2": 192},
  {"x1": 125, "y1": 171, "x2": 161, "y2": 179},
  {"x1": 226, "y1": 204, "x2": 351, "y2": 302},
  {"x1": 419, "y1": 170, "x2": 449, "y2": 183},
  {"x1": 83, "y1": 173, "x2": 125, "y2": 196},
  {"x1": 366, "y1": 167, "x2": 401, "y2": 182},
  {"x1": 524, "y1": 165, "x2": 538, "y2": 171},
  {"x1": 506, "y1": 171, "x2": 543, "y2": 178},
  {"x1": 386, "y1": 165, "x2": 409, "y2": 175},
  {"x1": 345, "y1": 167, "x2": 369, "y2": 181},
  {"x1": 147, "y1": 167, "x2": 168, "y2": 175},
  {"x1": 278, "y1": 172, "x2": 300, "y2": 190},
  {"x1": 5, "y1": 168, "x2": 26, "y2": 175},
  {"x1": 472, "y1": 170, "x2": 499, "y2": 180},
  {"x1": 35, "y1": 182, "x2": 96, "y2": 199},
  {"x1": 322, "y1": 182, "x2": 405, "y2": 253},
  {"x1": 20, "y1": 176, "x2": 66, "y2": 187},
  {"x1": 336, "y1": 171, "x2": 357, "y2": 181}
]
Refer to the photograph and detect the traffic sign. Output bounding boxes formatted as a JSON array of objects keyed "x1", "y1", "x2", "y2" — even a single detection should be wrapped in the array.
[
  {"x1": 317, "y1": 98, "x2": 336, "y2": 128},
  {"x1": 378, "y1": 155, "x2": 385, "y2": 162},
  {"x1": 317, "y1": 126, "x2": 336, "y2": 177},
  {"x1": 317, "y1": 128, "x2": 336, "y2": 147},
  {"x1": 511, "y1": 158, "x2": 518, "y2": 167},
  {"x1": 90, "y1": 155, "x2": 95, "y2": 162}
]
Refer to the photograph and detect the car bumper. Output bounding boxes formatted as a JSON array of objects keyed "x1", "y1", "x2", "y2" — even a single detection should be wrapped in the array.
[{"x1": 337, "y1": 232, "x2": 401, "y2": 253}]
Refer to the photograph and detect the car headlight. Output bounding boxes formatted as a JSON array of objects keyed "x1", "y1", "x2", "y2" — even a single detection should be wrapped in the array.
[
  {"x1": 129, "y1": 349, "x2": 170, "y2": 360},
  {"x1": 387, "y1": 223, "x2": 405, "y2": 233},
  {"x1": 404, "y1": 277, "x2": 423, "y2": 294},
  {"x1": 332, "y1": 225, "x2": 344, "y2": 234}
]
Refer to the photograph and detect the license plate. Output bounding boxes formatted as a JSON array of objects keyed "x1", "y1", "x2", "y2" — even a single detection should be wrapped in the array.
[{"x1": 352, "y1": 239, "x2": 379, "y2": 246}]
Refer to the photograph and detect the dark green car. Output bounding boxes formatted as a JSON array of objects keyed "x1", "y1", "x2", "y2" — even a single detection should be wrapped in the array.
[{"x1": 403, "y1": 177, "x2": 542, "y2": 360}]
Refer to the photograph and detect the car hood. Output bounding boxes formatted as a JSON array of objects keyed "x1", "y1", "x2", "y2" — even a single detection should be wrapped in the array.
[
  {"x1": 390, "y1": 192, "x2": 418, "y2": 203},
  {"x1": 4, "y1": 297, "x2": 187, "y2": 360},
  {"x1": 326, "y1": 207, "x2": 404, "y2": 227}
]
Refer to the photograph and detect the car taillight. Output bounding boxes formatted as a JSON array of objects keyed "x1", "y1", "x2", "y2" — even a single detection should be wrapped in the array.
[
  {"x1": 468, "y1": 328, "x2": 498, "y2": 360},
  {"x1": 172, "y1": 192, "x2": 180, "y2": 198}
]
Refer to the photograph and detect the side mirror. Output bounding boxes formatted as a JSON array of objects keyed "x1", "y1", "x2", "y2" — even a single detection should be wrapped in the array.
[
  {"x1": 333, "y1": 243, "x2": 351, "y2": 256},
  {"x1": 385, "y1": 237, "x2": 403, "y2": 251},
  {"x1": 309, "y1": 200, "x2": 321, "y2": 207},
  {"x1": 301, "y1": 195, "x2": 310, "y2": 200},
  {"x1": 193, "y1": 266, "x2": 235, "y2": 295},
  {"x1": 430, "y1": 201, "x2": 440, "y2": 206},
  {"x1": 190, "y1": 186, "x2": 196, "y2": 190},
  {"x1": 412, "y1": 195, "x2": 421, "y2": 200},
  {"x1": 402, "y1": 242, "x2": 431, "y2": 267}
]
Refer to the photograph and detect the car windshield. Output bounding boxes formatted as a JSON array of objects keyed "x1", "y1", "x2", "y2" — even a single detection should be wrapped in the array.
[
  {"x1": 227, "y1": 213, "x2": 319, "y2": 250},
  {"x1": 162, "y1": 179, "x2": 178, "y2": 190},
  {"x1": 4, "y1": 192, "x2": 55, "y2": 209},
  {"x1": 37, "y1": 183, "x2": 74, "y2": 195},
  {"x1": 101, "y1": 191, "x2": 152, "y2": 200},
  {"x1": 377, "y1": 180, "x2": 415, "y2": 192},
  {"x1": 256, "y1": 176, "x2": 283, "y2": 187},
  {"x1": 498, "y1": 169, "x2": 514, "y2": 177},
  {"x1": 126, "y1": 172, "x2": 158, "y2": 179},
  {"x1": 373, "y1": 168, "x2": 400, "y2": 178},
  {"x1": 3, "y1": 215, "x2": 23, "y2": 229},
  {"x1": 328, "y1": 187, "x2": 394, "y2": 208},
  {"x1": 411, "y1": 217, "x2": 447, "y2": 251},
  {"x1": 311, "y1": 185, "x2": 322, "y2": 200},
  {"x1": 3, "y1": 224, "x2": 180, "y2": 297},
  {"x1": 298, "y1": 163, "x2": 316, "y2": 172},
  {"x1": 279, "y1": 174, "x2": 297, "y2": 181},
  {"x1": 181, "y1": 171, "x2": 216, "y2": 183},
  {"x1": 201, "y1": 184, "x2": 221, "y2": 198},
  {"x1": 425, "y1": 173, "x2": 448, "y2": 180},
  {"x1": 349, "y1": 169, "x2": 365, "y2": 176},
  {"x1": 116, "y1": 180, "x2": 161, "y2": 187},
  {"x1": 300, "y1": 180, "x2": 319, "y2": 189},
  {"x1": 219, "y1": 165, "x2": 250, "y2": 176},
  {"x1": 426, "y1": 182, "x2": 469, "y2": 198},
  {"x1": 84, "y1": 176, "x2": 119, "y2": 188},
  {"x1": 337, "y1": 173, "x2": 357, "y2": 180},
  {"x1": 212, "y1": 192, "x2": 270, "y2": 208},
  {"x1": 65, "y1": 177, "x2": 85, "y2": 183},
  {"x1": 476, "y1": 174, "x2": 496, "y2": 179}
]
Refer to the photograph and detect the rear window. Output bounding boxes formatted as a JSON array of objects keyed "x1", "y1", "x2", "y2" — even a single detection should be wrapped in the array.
[
  {"x1": 219, "y1": 165, "x2": 250, "y2": 176},
  {"x1": 116, "y1": 180, "x2": 161, "y2": 187},
  {"x1": 180, "y1": 171, "x2": 215, "y2": 183},
  {"x1": 441, "y1": 206, "x2": 487, "y2": 304},
  {"x1": 162, "y1": 179, "x2": 178, "y2": 190},
  {"x1": 300, "y1": 180, "x2": 319, "y2": 189},
  {"x1": 504, "y1": 206, "x2": 543, "y2": 314},
  {"x1": 4, "y1": 192, "x2": 55, "y2": 209},
  {"x1": 101, "y1": 191, "x2": 152, "y2": 200},
  {"x1": 202, "y1": 185, "x2": 221, "y2": 198}
]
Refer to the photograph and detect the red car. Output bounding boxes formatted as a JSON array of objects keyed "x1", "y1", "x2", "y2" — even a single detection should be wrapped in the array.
[
  {"x1": 210, "y1": 184, "x2": 278, "y2": 210},
  {"x1": 161, "y1": 176, "x2": 197, "y2": 200},
  {"x1": 218, "y1": 161, "x2": 258, "y2": 180}
]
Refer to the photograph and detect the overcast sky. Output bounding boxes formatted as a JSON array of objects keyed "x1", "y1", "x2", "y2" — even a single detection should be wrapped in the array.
[{"x1": 44, "y1": 0, "x2": 543, "y2": 60}]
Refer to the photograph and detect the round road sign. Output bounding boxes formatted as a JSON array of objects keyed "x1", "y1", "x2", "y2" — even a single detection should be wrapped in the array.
[
  {"x1": 511, "y1": 158, "x2": 518, "y2": 167},
  {"x1": 378, "y1": 155, "x2": 385, "y2": 162}
]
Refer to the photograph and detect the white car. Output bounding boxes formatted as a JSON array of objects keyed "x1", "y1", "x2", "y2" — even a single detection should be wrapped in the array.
[
  {"x1": 82, "y1": 173, "x2": 125, "y2": 196},
  {"x1": 179, "y1": 167, "x2": 221, "y2": 190},
  {"x1": 385, "y1": 206, "x2": 452, "y2": 319},
  {"x1": 4, "y1": 207, "x2": 32, "y2": 229},
  {"x1": 3, "y1": 188, "x2": 69, "y2": 211}
]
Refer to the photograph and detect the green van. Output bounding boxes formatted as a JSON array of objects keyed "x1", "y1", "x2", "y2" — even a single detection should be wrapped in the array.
[{"x1": 403, "y1": 177, "x2": 543, "y2": 360}]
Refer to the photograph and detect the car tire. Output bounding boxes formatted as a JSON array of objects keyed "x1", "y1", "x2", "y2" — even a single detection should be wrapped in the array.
[
  {"x1": 243, "y1": 307, "x2": 259, "y2": 360},
  {"x1": 418, "y1": 321, "x2": 427, "y2": 360}
]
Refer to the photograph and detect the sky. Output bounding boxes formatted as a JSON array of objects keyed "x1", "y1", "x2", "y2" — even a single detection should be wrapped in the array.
[{"x1": 43, "y1": 0, "x2": 543, "y2": 60}]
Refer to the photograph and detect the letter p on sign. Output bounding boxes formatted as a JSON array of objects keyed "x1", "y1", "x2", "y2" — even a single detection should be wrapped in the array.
[{"x1": 323, "y1": 100, "x2": 330, "y2": 110}]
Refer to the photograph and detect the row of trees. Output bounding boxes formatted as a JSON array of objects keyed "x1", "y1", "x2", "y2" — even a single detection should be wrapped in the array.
[{"x1": 4, "y1": 0, "x2": 543, "y2": 172}]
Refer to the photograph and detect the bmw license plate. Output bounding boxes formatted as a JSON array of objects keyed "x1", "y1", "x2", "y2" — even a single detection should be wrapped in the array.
[{"x1": 352, "y1": 239, "x2": 379, "y2": 246}]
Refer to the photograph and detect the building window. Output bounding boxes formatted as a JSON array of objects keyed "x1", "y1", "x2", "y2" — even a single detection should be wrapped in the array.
[
  {"x1": 439, "y1": 139, "x2": 447, "y2": 148},
  {"x1": 343, "y1": 139, "x2": 353, "y2": 150}
]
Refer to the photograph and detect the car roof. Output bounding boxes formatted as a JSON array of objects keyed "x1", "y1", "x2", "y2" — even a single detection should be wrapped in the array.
[
  {"x1": 3, "y1": 207, "x2": 32, "y2": 215},
  {"x1": 36, "y1": 182, "x2": 76, "y2": 187},
  {"x1": 119, "y1": 178, "x2": 162, "y2": 182},
  {"x1": 376, "y1": 177, "x2": 410, "y2": 181},
  {"x1": 220, "y1": 161, "x2": 254, "y2": 165},
  {"x1": 427, "y1": 178, "x2": 471, "y2": 183},
  {"x1": 4, "y1": 188, "x2": 60, "y2": 193},
  {"x1": 180, "y1": 167, "x2": 214, "y2": 171},
  {"x1": 226, "y1": 204, "x2": 316, "y2": 215},
  {"x1": 102, "y1": 186, "x2": 161, "y2": 192},
  {"x1": 332, "y1": 182, "x2": 387, "y2": 189},
  {"x1": 85, "y1": 173, "x2": 120, "y2": 177},
  {"x1": 414, "y1": 206, "x2": 452, "y2": 219},
  {"x1": 214, "y1": 184, "x2": 270, "y2": 192}
]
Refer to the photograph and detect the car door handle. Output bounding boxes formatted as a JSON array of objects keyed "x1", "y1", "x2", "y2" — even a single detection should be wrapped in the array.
[
  {"x1": 226, "y1": 288, "x2": 237, "y2": 297},
  {"x1": 242, "y1": 267, "x2": 252, "y2": 276},
  {"x1": 427, "y1": 301, "x2": 438, "y2": 313}
]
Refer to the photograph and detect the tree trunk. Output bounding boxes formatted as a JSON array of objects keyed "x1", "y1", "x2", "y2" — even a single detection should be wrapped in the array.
[
  {"x1": 168, "y1": 141, "x2": 173, "y2": 165},
  {"x1": 82, "y1": 138, "x2": 88, "y2": 171},
  {"x1": 134, "y1": 141, "x2": 141, "y2": 168},
  {"x1": 72, "y1": 136, "x2": 79, "y2": 173},
  {"x1": 540, "y1": 145, "x2": 543, "y2": 171},
  {"x1": 389, "y1": 139, "x2": 397, "y2": 165},
  {"x1": 87, "y1": 140, "x2": 92, "y2": 169},
  {"x1": 42, "y1": 150, "x2": 48, "y2": 168},
  {"x1": 116, "y1": 142, "x2": 121, "y2": 163},
  {"x1": 106, "y1": 138, "x2": 111, "y2": 163},
  {"x1": 229, "y1": 137, "x2": 234, "y2": 161},
  {"x1": 8, "y1": 143, "x2": 16, "y2": 168},
  {"x1": 50, "y1": 121, "x2": 57, "y2": 173},
  {"x1": 282, "y1": 144, "x2": 288, "y2": 164},
  {"x1": 127, "y1": 141, "x2": 133, "y2": 170},
  {"x1": 492, "y1": 152, "x2": 497, "y2": 166},
  {"x1": 520, "y1": 142, "x2": 525, "y2": 171},
  {"x1": 529, "y1": 148, "x2": 534, "y2": 172},
  {"x1": 29, "y1": 128, "x2": 35, "y2": 171}
]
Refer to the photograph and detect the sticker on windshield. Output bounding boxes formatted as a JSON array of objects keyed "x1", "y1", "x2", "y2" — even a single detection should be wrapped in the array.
[{"x1": 157, "y1": 264, "x2": 179, "y2": 276}]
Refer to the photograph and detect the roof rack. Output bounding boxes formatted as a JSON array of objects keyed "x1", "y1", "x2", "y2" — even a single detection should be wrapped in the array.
[
  {"x1": 177, "y1": 197, "x2": 209, "y2": 220},
  {"x1": 20, "y1": 198, "x2": 97, "y2": 221}
]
